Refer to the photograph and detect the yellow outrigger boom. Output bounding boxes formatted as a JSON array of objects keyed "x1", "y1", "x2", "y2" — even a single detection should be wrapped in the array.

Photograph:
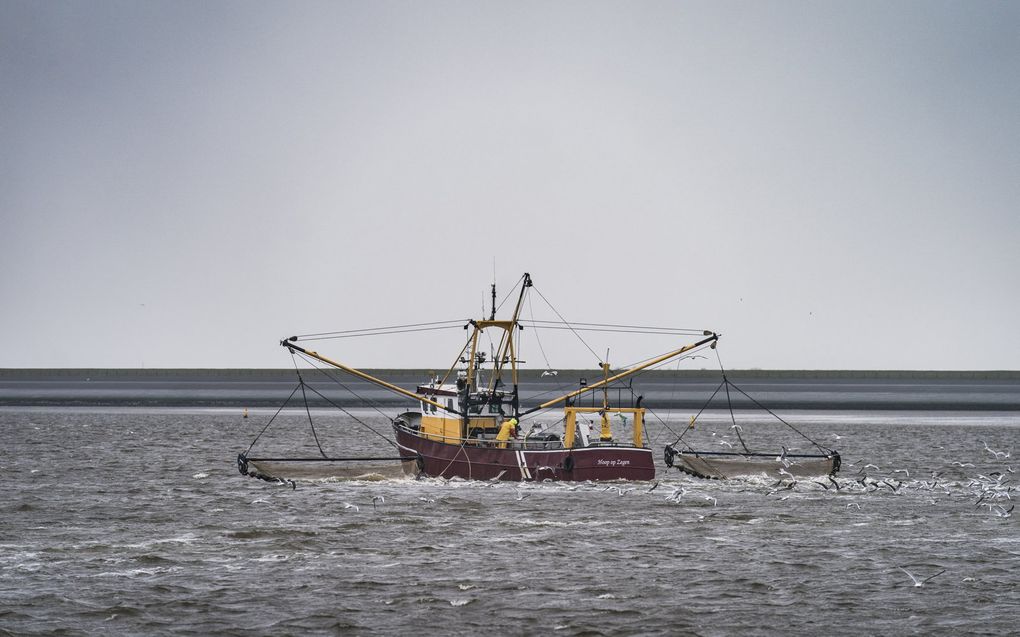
[
  {"x1": 519, "y1": 331, "x2": 719, "y2": 417},
  {"x1": 281, "y1": 340, "x2": 459, "y2": 415}
]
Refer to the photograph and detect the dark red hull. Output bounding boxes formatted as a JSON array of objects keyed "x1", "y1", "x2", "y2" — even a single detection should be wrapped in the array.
[{"x1": 394, "y1": 424, "x2": 655, "y2": 481}]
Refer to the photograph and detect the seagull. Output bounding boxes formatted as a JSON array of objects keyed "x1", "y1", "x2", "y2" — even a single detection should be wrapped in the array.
[
  {"x1": 846, "y1": 502, "x2": 861, "y2": 510},
  {"x1": 951, "y1": 461, "x2": 975, "y2": 468},
  {"x1": 372, "y1": 496, "x2": 385, "y2": 511},
  {"x1": 984, "y1": 442, "x2": 1010, "y2": 460},
  {"x1": 703, "y1": 495, "x2": 717, "y2": 506},
  {"x1": 730, "y1": 424, "x2": 743, "y2": 433},
  {"x1": 541, "y1": 370, "x2": 559, "y2": 377},
  {"x1": 898, "y1": 566, "x2": 945, "y2": 588},
  {"x1": 514, "y1": 488, "x2": 531, "y2": 501},
  {"x1": 863, "y1": 463, "x2": 880, "y2": 471},
  {"x1": 646, "y1": 481, "x2": 660, "y2": 493},
  {"x1": 893, "y1": 469, "x2": 910, "y2": 478},
  {"x1": 828, "y1": 476, "x2": 842, "y2": 491},
  {"x1": 719, "y1": 440, "x2": 733, "y2": 448},
  {"x1": 343, "y1": 502, "x2": 360, "y2": 512},
  {"x1": 417, "y1": 496, "x2": 435, "y2": 504},
  {"x1": 666, "y1": 487, "x2": 687, "y2": 502}
]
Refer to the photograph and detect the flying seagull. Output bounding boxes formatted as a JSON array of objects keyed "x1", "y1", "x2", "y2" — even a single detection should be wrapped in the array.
[{"x1": 898, "y1": 566, "x2": 945, "y2": 587}]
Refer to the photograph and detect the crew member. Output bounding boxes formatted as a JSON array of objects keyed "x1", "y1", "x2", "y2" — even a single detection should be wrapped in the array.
[{"x1": 496, "y1": 417, "x2": 518, "y2": 448}]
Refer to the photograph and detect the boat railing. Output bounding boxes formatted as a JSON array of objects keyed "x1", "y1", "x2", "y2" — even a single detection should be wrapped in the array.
[
  {"x1": 571, "y1": 381, "x2": 641, "y2": 410},
  {"x1": 394, "y1": 420, "x2": 645, "y2": 451}
]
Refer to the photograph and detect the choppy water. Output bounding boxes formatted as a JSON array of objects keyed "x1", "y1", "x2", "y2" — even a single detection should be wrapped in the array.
[{"x1": 2, "y1": 407, "x2": 1019, "y2": 635}]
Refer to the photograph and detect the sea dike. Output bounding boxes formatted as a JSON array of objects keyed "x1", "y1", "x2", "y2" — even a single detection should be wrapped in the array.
[{"x1": 1, "y1": 368, "x2": 1018, "y2": 410}]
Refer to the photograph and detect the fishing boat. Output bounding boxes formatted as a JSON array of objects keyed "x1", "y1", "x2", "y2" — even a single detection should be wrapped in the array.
[{"x1": 238, "y1": 273, "x2": 839, "y2": 482}]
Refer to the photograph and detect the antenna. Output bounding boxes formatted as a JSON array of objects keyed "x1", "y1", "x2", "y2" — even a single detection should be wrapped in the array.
[{"x1": 490, "y1": 259, "x2": 497, "y2": 320}]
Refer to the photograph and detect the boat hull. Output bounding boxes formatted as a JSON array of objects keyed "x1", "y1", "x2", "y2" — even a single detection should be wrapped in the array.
[{"x1": 393, "y1": 423, "x2": 655, "y2": 482}]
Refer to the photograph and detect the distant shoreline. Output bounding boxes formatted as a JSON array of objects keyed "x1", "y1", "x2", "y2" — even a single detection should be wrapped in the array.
[
  {"x1": 2, "y1": 368, "x2": 1018, "y2": 410},
  {"x1": 2, "y1": 368, "x2": 1019, "y2": 380}
]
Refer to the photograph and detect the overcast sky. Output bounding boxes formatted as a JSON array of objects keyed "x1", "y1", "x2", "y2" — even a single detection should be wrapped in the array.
[{"x1": 2, "y1": 1, "x2": 1018, "y2": 370}]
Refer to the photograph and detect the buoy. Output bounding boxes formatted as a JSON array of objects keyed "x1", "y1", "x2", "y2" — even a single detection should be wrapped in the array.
[{"x1": 243, "y1": 408, "x2": 248, "y2": 419}]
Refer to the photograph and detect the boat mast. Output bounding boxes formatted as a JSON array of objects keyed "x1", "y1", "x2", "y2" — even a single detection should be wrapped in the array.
[{"x1": 462, "y1": 273, "x2": 532, "y2": 418}]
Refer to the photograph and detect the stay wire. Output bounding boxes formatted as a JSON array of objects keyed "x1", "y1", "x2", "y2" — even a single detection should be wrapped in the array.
[
  {"x1": 646, "y1": 357, "x2": 685, "y2": 446},
  {"x1": 527, "y1": 293, "x2": 571, "y2": 398},
  {"x1": 532, "y1": 285, "x2": 603, "y2": 365},
  {"x1": 292, "y1": 320, "x2": 467, "y2": 340},
  {"x1": 520, "y1": 320, "x2": 706, "y2": 334},
  {"x1": 671, "y1": 378, "x2": 727, "y2": 448},
  {"x1": 711, "y1": 347, "x2": 828, "y2": 453},
  {"x1": 295, "y1": 324, "x2": 465, "y2": 341},
  {"x1": 526, "y1": 295, "x2": 552, "y2": 370},
  {"x1": 245, "y1": 383, "x2": 302, "y2": 454},
  {"x1": 493, "y1": 274, "x2": 525, "y2": 315},
  {"x1": 645, "y1": 407, "x2": 682, "y2": 446},
  {"x1": 295, "y1": 352, "x2": 396, "y2": 422},
  {"x1": 516, "y1": 325, "x2": 706, "y2": 336},
  {"x1": 298, "y1": 382, "x2": 401, "y2": 451},
  {"x1": 613, "y1": 340, "x2": 713, "y2": 373},
  {"x1": 293, "y1": 353, "x2": 328, "y2": 458},
  {"x1": 724, "y1": 381, "x2": 831, "y2": 454},
  {"x1": 722, "y1": 380, "x2": 751, "y2": 454}
]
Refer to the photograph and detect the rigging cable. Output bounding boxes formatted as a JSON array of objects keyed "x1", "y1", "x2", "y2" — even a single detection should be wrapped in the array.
[
  {"x1": 244, "y1": 383, "x2": 303, "y2": 454},
  {"x1": 671, "y1": 378, "x2": 727, "y2": 449},
  {"x1": 292, "y1": 353, "x2": 328, "y2": 458},
  {"x1": 297, "y1": 381, "x2": 402, "y2": 451},
  {"x1": 517, "y1": 323, "x2": 707, "y2": 337},
  {"x1": 531, "y1": 284, "x2": 603, "y2": 365},
  {"x1": 724, "y1": 380, "x2": 832, "y2": 454},
  {"x1": 492, "y1": 274, "x2": 525, "y2": 316},
  {"x1": 294, "y1": 351, "x2": 400, "y2": 422},
  {"x1": 292, "y1": 323, "x2": 467, "y2": 341},
  {"x1": 527, "y1": 292, "x2": 572, "y2": 398},
  {"x1": 712, "y1": 347, "x2": 829, "y2": 453},
  {"x1": 645, "y1": 407, "x2": 682, "y2": 446},
  {"x1": 521, "y1": 320, "x2": 705, "y2": 333},
  {"x1": 645, "y1": 357, "x2": 685, "y2": 447},
  {"x1": 715, "y1": 348, "x2": 751, "y2": 454}
]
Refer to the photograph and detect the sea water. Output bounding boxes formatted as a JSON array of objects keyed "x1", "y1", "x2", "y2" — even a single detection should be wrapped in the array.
[{"x1": 2, "y1": 405, "x2": 1019, "y2": 635}]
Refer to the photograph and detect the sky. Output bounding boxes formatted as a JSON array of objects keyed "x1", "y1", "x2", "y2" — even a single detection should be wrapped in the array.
[{"x1": 2, "y1": 1, "x2": 1018, "y2": 370}]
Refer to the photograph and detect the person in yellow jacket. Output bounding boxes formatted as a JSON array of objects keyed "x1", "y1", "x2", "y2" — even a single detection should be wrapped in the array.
[{"x1": 496, "y1": 417, "x2": 518, "y2": 448}]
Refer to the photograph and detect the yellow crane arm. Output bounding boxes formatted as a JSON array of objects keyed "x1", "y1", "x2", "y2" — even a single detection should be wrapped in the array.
[
  {"x1": 521, "y1": 332, "x2": 719, "y2": 416},
  {"x1": 282, "y1": 340, "x2": 459, "y2": 415}
]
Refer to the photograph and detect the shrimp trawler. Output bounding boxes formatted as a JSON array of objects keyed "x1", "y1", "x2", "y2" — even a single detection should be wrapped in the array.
[{"x1": 237, "y1": 273, "x2": 839, "y2": 483}]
